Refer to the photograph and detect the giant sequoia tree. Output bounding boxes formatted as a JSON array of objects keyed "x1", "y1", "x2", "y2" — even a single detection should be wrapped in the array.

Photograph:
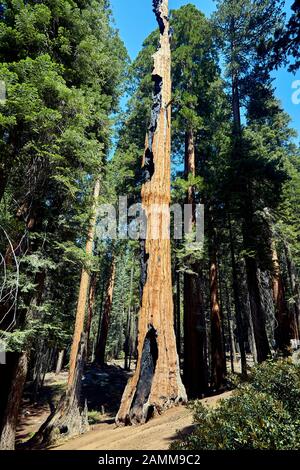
[{"x1": 116, "y1": 0, "x2": 186, "y2": 425}]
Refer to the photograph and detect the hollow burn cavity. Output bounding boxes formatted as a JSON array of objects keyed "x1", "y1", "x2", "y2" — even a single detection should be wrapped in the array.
[
  {"x1": 142, "y1": 74, "x2": 162, "y2": 184},
  {"x1": 140, "y1": 241, "x2": 149, "y2": 299},
  {"x1": 143, "y1": 148, "x2": 155, "y2": 182},
  {"x1": 129, "y1": 325, "x2": 158, "y2": 422},
  {"x1": 153, "y1": 0, "x2": 165, "y2": 35},
  {"x1": 59, "y1": 425, "x2": 68, "y2": 434}
]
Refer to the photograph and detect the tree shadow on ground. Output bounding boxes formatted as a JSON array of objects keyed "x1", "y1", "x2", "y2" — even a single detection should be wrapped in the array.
[
  {"x1": 82, "y1": 363, "x2": 132, "y2": 418},
  {"x1": 165, "y1": 423, "x2": 197, "y2": 448}
]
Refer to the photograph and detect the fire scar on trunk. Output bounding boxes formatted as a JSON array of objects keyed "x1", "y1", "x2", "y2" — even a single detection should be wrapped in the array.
[{"x1": 115, "y1": 0, "x2": 187, "y2": 426}]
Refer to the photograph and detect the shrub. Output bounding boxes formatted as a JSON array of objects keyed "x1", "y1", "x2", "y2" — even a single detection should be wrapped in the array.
[
  {"x1": 249, "y1": 359, "x2": 300, "y2": 419},
  {"x1": 172, "y1": 360, "x2": 300, "y2": 450}
]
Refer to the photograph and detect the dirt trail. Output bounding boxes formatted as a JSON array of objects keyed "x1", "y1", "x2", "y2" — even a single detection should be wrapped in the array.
[{"x1": 55, "y1": 391, "x2": 232, "y2": 451}]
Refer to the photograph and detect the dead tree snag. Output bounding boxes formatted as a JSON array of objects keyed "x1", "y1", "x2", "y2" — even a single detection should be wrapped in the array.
[{"x1": 116, "y1": 0, "x2": 186, "y2": 426}]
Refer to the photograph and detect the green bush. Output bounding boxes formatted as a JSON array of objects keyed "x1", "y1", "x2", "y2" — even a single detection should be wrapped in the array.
[
  {"x1": 249, "y1": 359, "x2": 300, "y2": 419},
  {"x1": 172, "y1": 360, "x2": 300, "y2": 450}
]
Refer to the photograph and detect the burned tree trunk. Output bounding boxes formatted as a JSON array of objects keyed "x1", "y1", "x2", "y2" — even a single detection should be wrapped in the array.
[
  {"x1": 95, "y1": 258, "x2": 116, "y2": 366},
  {"x1": 116, "y1": 0, "x2": 186, "y2": 426}
]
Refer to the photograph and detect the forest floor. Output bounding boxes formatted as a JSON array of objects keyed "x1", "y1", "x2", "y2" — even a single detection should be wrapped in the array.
[
  {"x1": 54, "y1": 391, "x2": 232, "y2": 451},
  {"x1": 16, "y1": 361, "x2": 232, "y2": 450}
]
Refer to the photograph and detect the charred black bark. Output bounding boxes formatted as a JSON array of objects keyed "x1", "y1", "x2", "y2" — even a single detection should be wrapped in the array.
[
  {"x1": 142, "y1": 75, "x2": 162, "y2": 184},
  {"x1": 128, "y1": 325, "x2": 158, "y2": 424},
  {"x1": 153, "y1": 0, "x2": 165, "y2": 34},
  {"x1": 140, "y1": 240, "x2": 149, "y2": 299}
]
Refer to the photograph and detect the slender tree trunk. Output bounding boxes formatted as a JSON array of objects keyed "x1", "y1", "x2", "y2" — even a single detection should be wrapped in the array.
[
  {"x1": 95, "y1": 258, "x2": 116, "y2": 366},
  {"x1": 209, "y1": 242, "x2": 226, "y2": 390},
  {"x1": 116, "y1": 0, "x2": 186, "y2": 425},
  {"x1": 223, "y1": 280, "x2": 235, "y2": 373},
  {"x1": 229, "y1": 320, "x2": 236, "y2": 373},
  {"x1": 86, "y1": 273, "x2": 97, "y2": 361},
  {"x1": 272, "y1": 243, "x2": 292, "y2": 354},
  {"x1": 68, "y1": 179, "x2": 100, "y2": 387},
  {"x1": 55, "y1": 350, "x2": 65, "y2": 375},
  {"x1": 30, "y1": 179, "x2": 100, "y2": 447}
]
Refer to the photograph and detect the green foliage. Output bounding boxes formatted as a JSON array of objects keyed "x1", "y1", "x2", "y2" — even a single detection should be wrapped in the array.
[
  {"x1": 0, "y1": 0, "x2": 128, "y2": 357},
  {"x1": 172, "y1": 360, "x2": 300, "y2": 450}
]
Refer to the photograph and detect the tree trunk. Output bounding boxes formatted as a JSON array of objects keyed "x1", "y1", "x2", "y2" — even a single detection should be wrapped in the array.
[
  {"x1": 184, "y1": 268, "x2": 208, "y2": 397},
  {"x1": 183, "y1": 129, "x2": 207, "y2": 398},
  {"x1": 116, "y1": 0, "x2": 186, "y2": 425},
  {"x1": 284, "y1": 242, "x2": 300, "y2": 339},
  {"x1": 68, "y1": 178, "x2": 100, "y2": 387},
  {"x1": 242, "y1": 215, "x2": 271, "y2": 363},
  {"x1": 0, "y1": 352, "x2": 28, "y2": 450},
  {"x1": 30, "y1": 179, "x2": 100, "y2": 447},
  {"x1": 209, "y1": 244, "x2": 226, "y2": 390},
  {"x1": 27, "y1": 335, "x2": 88, "y2": 448},
  {"x1": 175, "y1": 269, "x2": 181, "y2": 356},
  {"x1": 0, "y1": 269, "x2": 45, "y2": 449},
  {"x1": 86, "y1": 273, "x2": 97, "y2": 360},
  {"x1": 272, "y1": 243, "x2": 292, "y2": 354},
  {"x1": 55, "y1": 350, "x2": 65, "y2": 375},
  {"x1": 124, "y1": 265, "x2": 134, "y2": 371},
  {"x1": 95, "y1": 258, "x2": 116, "y2": 366},
  {"x1": 228, "y1": 212, "x2": 247, "y2": 376}
]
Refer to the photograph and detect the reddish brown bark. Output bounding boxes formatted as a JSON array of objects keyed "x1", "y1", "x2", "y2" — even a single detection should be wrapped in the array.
[
  {"x1": 86, "y1": 273, "x2": 97, "y2": 360},
  {"x1": 0, "y1": 352, "x2": 28, "y2": 450},
  {"x1": 116, "y1": 0, "x2": 186, "y2": 425},
  {"x1": 68, "y1": 179, "x2": 100, "y2": 388}
]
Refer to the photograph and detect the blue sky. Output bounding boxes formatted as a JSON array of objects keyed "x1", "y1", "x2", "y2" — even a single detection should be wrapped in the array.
[{"x1": 110, "y1": 0, "x2": 299, "y2": 140}]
